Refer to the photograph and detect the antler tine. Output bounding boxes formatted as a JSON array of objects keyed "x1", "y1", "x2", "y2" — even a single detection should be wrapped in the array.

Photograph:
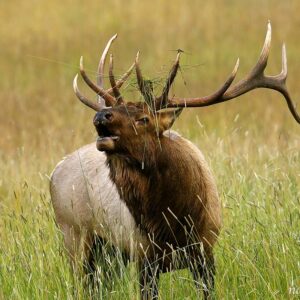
[
  {"x1": 73, "y1": 74, "x2": 102, "y2": 111},
  {"x1": 221, "y1": 21, "x2": 272, "y2": 99},
  {"x1": 135, "y1": 51, "x2": 144, "y2": 92},
  {"x1": 248, "y1": 21, "x2": 272, "y2": 78},
  {"x1": 135, "y1": 52, "x2": 154, "y2": 106},
  {"x1": 107, "y1": 61, "x2": 135, "y2": 95},
  {"x1": 166, "y1": 58, "x2": 239, "y2": 107},
  {"x1": 97, "y1": 34, "x2": 118, "y2": 105},
  {"x1": 156, "y1": 52, "x2": 181, "y2": 109},
  {"x1": 79, "y1": 56, "x2": 116, "y2": 107},
  {"x1": 109, "y1": 54, "x2": 124, "y2": 104},
  {"x1": 274, "y1": 44, "x2": 300, "y2": 123},
  {"x1": 279, "y1": 43, "x2": 287, "y2": 80}
]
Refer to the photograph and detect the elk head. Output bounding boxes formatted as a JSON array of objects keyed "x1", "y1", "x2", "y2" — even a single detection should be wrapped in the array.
[{"x1": 73, "y1": 22, "x2": 300, "y2": 161}]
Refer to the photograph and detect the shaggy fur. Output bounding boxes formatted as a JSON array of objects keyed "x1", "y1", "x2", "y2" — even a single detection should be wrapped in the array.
[{"x1": 107, "y1": 132, "x2": 221, "y2": 257}]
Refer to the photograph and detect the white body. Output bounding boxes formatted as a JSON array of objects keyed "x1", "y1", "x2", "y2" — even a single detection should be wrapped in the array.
[
  {"x1": 50, "y1": 142, "x2": 149, "y2": 259},
  {"x1": 50, "y1": 131, "x2": 220, "y2": 260}
]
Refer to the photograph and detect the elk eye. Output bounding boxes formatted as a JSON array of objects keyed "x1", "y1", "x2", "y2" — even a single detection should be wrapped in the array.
[{"x1": 136, "y1": 116, "x2": 149, "y2": 125}]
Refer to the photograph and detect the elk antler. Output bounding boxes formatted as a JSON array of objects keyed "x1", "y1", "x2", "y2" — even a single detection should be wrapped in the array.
[
  {"x1": 162, "y1": 22, "x2": 300, "y2": 124},
  {"x1": 73, "y1": 74, "x2": 102, "y2": 111},
  {"x1": 73, "y1": 35, "x2": 135, "y2": 111},
  {"x1": 80, "y1": 56, "x2": 117, "y2": 107},
  {"x1": 135, "y1": 52, "x2": 155, "y2": 107},
  {"x1": 97, "y1": 34, "x2": 118, "y2": 106},
  {"x1": 106, "y1": 62, "x2": 135, "y2": 96},
  {"x1": 156, "y1": 52, "x2": 181, "y2": 110},
  {"x1": 109, "y1": 54, "x2": 124, "y2": 104}
]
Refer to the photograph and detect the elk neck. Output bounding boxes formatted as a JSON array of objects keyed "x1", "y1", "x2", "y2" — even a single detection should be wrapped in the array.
[{"x1": 105, "y1": 133, "x2": 209, "y2": 250}]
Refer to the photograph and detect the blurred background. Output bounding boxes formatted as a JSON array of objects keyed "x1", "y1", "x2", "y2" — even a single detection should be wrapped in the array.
[{"x1": 0, "y1": 1, "x2": 299, "y2": 299}]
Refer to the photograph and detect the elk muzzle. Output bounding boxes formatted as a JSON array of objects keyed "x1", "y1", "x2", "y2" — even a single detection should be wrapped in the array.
[{"x1": 94, "y1": 111, "x2": 119, "y2": 152}]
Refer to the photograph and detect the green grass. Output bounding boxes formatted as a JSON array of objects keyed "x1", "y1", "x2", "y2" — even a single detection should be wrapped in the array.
[{"x1": 0, "y1": 0, "x2": 299, "y2": 299}]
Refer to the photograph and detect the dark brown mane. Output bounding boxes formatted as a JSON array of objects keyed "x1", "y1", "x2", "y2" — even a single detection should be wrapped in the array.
[{"x1": 106, "y1": 134, "x2": 209, "y2": 252}]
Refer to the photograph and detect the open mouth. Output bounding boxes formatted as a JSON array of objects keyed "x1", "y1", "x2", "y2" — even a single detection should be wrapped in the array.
[{"x1": 96, "y1": 124, "x2": 119, "y2": 142}]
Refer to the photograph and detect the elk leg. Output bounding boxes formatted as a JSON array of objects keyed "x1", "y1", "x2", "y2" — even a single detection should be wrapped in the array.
[
  {"x1": 59, "y1": 223, "x2": 92, "y2": 266},
  {"x1": 84, "y1": 235, "x2": 129, "y2": 291},
  {"x1": 139, "y1": 257, "x2": 161, "y2": 300},
  {"x1": 189, "y1": 253, "x2": 215, "y2": 300}
]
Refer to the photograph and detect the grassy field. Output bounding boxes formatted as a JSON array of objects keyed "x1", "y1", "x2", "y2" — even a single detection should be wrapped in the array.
[{"x1": 0, "y1": 0, "x2": 299, "y2": 299}]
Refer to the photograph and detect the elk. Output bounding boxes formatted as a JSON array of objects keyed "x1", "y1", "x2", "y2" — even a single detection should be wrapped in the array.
[{"x1": 50, "y1": 22, "x2": 300, "y2": 299}]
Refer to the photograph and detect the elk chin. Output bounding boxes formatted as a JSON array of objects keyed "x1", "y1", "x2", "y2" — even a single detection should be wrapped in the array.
[{"x1": 96, "y1": 136, "x2": 119, "y2": 152}]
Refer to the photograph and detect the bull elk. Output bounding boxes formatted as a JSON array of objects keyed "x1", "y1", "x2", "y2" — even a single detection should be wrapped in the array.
[{"x1": 50, "y1": 22, "x2": 300, "y2": 299}]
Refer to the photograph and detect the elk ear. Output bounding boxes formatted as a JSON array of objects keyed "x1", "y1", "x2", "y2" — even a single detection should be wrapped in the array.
[{"x1": 157, "y1": 108, "x2": 183, "y2": 131}]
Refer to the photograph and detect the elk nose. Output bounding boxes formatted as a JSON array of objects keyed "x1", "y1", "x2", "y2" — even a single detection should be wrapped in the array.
[{"x1": 94, "y1": 111, "x2": 113, "y2": 126}]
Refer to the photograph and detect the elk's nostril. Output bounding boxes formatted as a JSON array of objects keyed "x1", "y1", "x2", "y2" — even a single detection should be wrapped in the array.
[
  {"x1": 94, "y1": 111, "x2": 113, "y2": 126},
  {"x1": 105, "y1": 113, "x2": 113, "y2": 121}
]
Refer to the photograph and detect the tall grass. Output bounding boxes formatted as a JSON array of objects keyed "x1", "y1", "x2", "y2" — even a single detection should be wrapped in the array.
[{"x1": 0, "y1": 0, "x2": 299, "y2": 299}]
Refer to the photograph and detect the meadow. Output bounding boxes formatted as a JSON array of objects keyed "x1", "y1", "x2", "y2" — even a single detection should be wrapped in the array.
[{"x1": 0, "y1": 0, "x2": 299, "y2": 299}]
